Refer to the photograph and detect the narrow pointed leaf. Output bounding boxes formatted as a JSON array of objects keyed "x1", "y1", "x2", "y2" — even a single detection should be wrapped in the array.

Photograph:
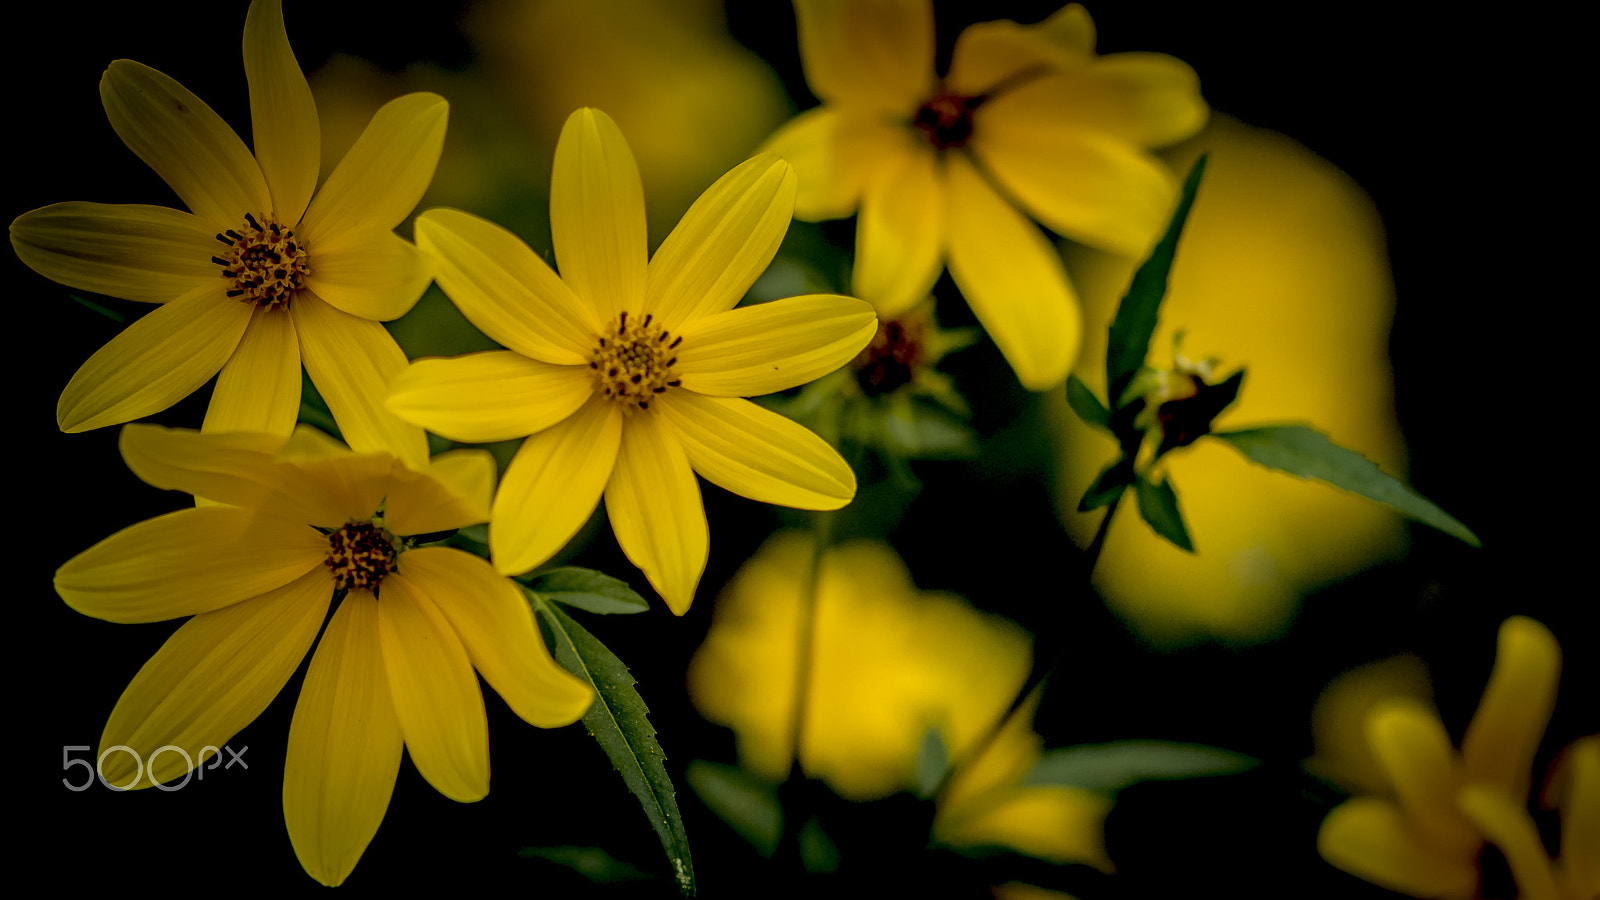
[
  {"x1": 1023, "y1": 741, "x2": 1258, "y2": 793},
  {"x1": 1213, "y1": 425, "x2": 1480, "y2": 546},
  {"x1": 516, "y1": 846, "x2": 653, "y2": 885},
  {"x1": 1065, "y1": 373, "x2": 1110, "y2": 433},
  {"x1": 685, "y1": 760, "x2": 782, "y2": 858},
  {"x1": 1135, "y1": 472, "x2": 1194, "y2": 552},
  {"x1": 529, "y1": 592, "x2": 694, "y2": 895},
  {"x1": 525, "y1": 567, "x2": 650, "y2": 615},
  {"x1": 1078, "y1": 459, "x2": 1132, "y2": 511},
  {"x1": 1105, "y1": 154, "x2": 1208, "y2": 405}
]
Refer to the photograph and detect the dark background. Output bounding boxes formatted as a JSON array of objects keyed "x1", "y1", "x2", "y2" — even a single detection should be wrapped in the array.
[{"x1": 11, "y1": 2, "x2": 1589, "y2": 896}]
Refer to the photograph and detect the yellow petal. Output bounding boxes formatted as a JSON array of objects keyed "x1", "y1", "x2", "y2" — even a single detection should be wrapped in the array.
[
  {"x1": 118, "y1": 423, "x2": 354, "y2": 526},
  {"x1": 386, "y1": 351, "x2": 592, "y2": 444},
  {"x1": 549, "y1": 108, "x2": 647, "y2": 324},
  {"x1": 57, "y1": 286, "x2": 252, "y2": 432},
  {"x1": 303, "y1": 228, "x2": 432, "y2": 321},
  {"x1": 10, "y1": 201, "x2": 218, "y2": 303},
  {"x1": 793, "y1": 0, "x2": 934, "y2": 112},
  {"x1": 1046, "y1": 53, "x2": 1210, "y2": 148},
  {"x1": 1318, "y1": 797, "x2": 1479, "y2": 899},
  {"x1": 657, "y1": 392, "x2": 855, "y2": 510},
  {"x1": 297, "y1": 92, "x2": 448, "y2": 240},
  {"x1": 99, "y1": 59, "x2": 270, "y2": 231},
  {"x1": 1366, "y1": 699, "x2": 1481, "y2": 855},
  {"x1": 414, "y1": 207, "x2": 598, "y2": 364},
  {"x1": 854, "y1": 144, "x2": 943, "y2": 317},
  {"x1": 490, "y1": 396, "x2": 623, "y2": 576},
  {"x1": 376, "y1": 573, "x2": 489, "y2": 803},
  {"x1": 282, "y1": 445, "x2": 395, "y2": 527},
  {"x1": 1556, "y1": 736, "x2": 1600, "y2": 898},
  {"x1": 945, "y1": 154, "x2": 1080, "y2": 390},
  {"x1": 393, "y1": 547, "x2": 591, "y2": 727},
  {"x1": 760, "y1": 108, "x2": 905, "y2": 222},
  {"x1": 243, "y1": 0, "x2": 319, "y2": 224},
  {"x1": 1458, "y1": 785, "x2": 1561, "y2": 900},
  {"x1": 673, "y1": 293, "x2": 877, "y2": 397},
  {"x1": 1461, "y1": 617, "x2": 1561, "y2": 801},
  {"x1": 56, "y1": 506, "x2": 327, "y2": 623},
  {"x1": 935, "y1": 786, "x2": 1113, "y2": 871},
  {"x1": 293, "y1": 292, "x2": 429, "y2": 469},
  {"x1": 202, "y1": 305, "x2": 301, "y2": 438},
  {"x1": 284, "y1": 590, "x2": 403, "y2": 887},
  {"x1": 975, "y1": 85, "x2": 1177, "y2": 256},
  {"x1": 604, "y1": 411, "x2": 708, "y2": 615},
  {"x1": 383, "y1": 449, "x2": 495, "y2": 537},
  {"x1": 97, "y1": 566, "x2": 331, "y2": 789},
  {"x1": 945, "y1": 4, "x2": 1098, "y2": 97},
  {"x1": 646, "y1": 154, "x2": 796, "y2": 329}
]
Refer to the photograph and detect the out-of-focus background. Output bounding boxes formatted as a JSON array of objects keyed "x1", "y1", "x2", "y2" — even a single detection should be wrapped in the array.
[{"x1": 12, "y1": 2, "x2": 1590, "y2": 896}]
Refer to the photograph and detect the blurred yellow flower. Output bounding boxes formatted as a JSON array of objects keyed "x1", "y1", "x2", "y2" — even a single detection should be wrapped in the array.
[
  {"x1": 10, "y1": 0, "x2": 445, "y2": 468},
  {"x1": 763, "y1": 0, "x2": 1206, "y2": 390},
  {"x1": 1316, "y1": 617, "x2": 1596, "y2": 900},
  {"x1": 1049, "y1": 115, "x2": 1407, "y2": 646},
  {"x1": 688, "y1": 531, "x2": 1112, "y2": 870},
  {"x1": 55, "y1": 424, "x2": 592, "y2": 886},
  {"x1": 389, "y1": 108, "x2": 876, "y2": 614}
]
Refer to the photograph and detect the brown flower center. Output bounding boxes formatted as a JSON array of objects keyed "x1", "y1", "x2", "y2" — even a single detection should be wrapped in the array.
[
  {"x1": 913, "y1": 92, "x2": 979, "y2": 151},
  {"x1": 212, "y1": 212, "x2": 309, "y2": 310},
  {"x1": 589, "y1": 311, "x2": 682, "y2": 411},
  {"x1": 324, "y1": 520, "x2": 399, "y2": 591},
  {"x1": 851, "y1": 315, "x2": 929, "y2": 396}
]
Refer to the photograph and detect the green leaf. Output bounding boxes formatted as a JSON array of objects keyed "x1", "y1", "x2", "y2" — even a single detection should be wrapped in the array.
[
  {"x1": 1135, "y1": 473, "x2": 1194, "y2": 552},
  {"x1": 913, "y1": 727, "x2": 949, "y2": 799},
  {"x1": 1105, "y1": 154, "x2": 1209, "y2": 405},
  {"x1": 529, "y1": 593, "x2": 695, "y2": 895},
  {"x1": 70, "y1": 294, "x2": 126, "y2": 323},
  {"x1": 1065, "y1": 374, "x2": 1111, "y2": 433},
  {"x1": 526, "y1": 566, "x2": 650, "y2": 614},
  {"x1": 1213, "y1": 425, "x2": 1480, "y2": 546},
  {"x1": 1023, "y1": 741, "x2": 1258, "y2": 793},
  {"x1": 685, "y1": 761, "x2": 782, "y2": 858},
  {"x1": 517, "y1": 846, "x2": 653, "y2": 884},
  {"x1": 1078, "y1": 459, "x2": 1132, "y2": 512}
]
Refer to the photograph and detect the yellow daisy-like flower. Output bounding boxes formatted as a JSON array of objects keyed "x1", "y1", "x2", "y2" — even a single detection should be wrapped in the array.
[
  {"x1": 1318, "y1": 617, "x2": 1597, "y2": 900},
  {"x1": 688, "y1": 531, "x2": 1113, "y2": 870},
  {"x1": 388, "y1": 107, "x2": 877, "y2": 614},
  {"x1": 762, "y1": 0, "x2": 1206, "y2": 390},
  {"x1": 54, "y1": 424, "x2": 592, "y2": 887},
  {"x1": 10, "y1": 0, "x2": 445, "y2": 468}
]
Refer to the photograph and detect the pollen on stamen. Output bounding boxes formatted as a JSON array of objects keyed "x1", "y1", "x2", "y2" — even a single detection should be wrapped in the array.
[
  {"x1": 212, "y1": 213, "x2": 309, "y2": 311},
  {"x1": 589, "y1": 311, "x2": 683, "y2": 412},
  {"x1": 324, "y1": 519, "x2": 399, "y2": 591}
]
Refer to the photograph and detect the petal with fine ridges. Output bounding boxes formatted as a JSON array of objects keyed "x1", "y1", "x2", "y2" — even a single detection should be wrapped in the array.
[
  {"x1": 384, "y1": 450, "x2": 496, "y2": 537},
  {"x1": 550, "y1": 108, "x2": 647, "y2": 324},
  {"x1": 387, "y1": 351, "x2": 592, "y2": 445},
  {"x1": 10, "y1": 201, "x2": 218, "y2": 303},
  {"x1": 396, "y1": 548, "x2": 592, "y2": 727},
  {"x1": 97, "y1": 567, "x2": 331, "y2": 788},
  {"x1": 298, "y1": 92, "x2": 447, "y2": 240},
  {"x1": 244, "y1": 0, "x2": 318, "y2": 225},
  {"x1": 203, "y1": 305, "x2": 301, "y2": 439},
  {"x1": 57, "y1": 285, "x2": 251, "y2": 433},
  {"x1": 304, "y1": 228, "x2": 432, "y2": 322},
  {"x1": 673, "y1": 293, "x2": 876, "y2": 397},
  {"x1": 100, "y1": 60, "x2": 270, "y2": 231},
  {"x1": 55, "y1": 505, "x2": 327, "y2": 623},
  {"x1": 284, "y1": 591, "x2": 403, "y2": 887},
  {"x1": 605, "y1": 411, "x2": 708, "y2": 615},
  {"x1": 658, "y1": 392, "x2": 855, "y2": 510},
  {"x1": 647, "y1": 154, "x2": 796, "y2": 329},
  {"x1": 377, "y1": 574, "x2": 489, "y2": 803}
]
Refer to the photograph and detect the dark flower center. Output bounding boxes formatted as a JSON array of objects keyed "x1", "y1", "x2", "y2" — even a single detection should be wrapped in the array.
[
  {"x1": 325, "y1": 520, "x2": 399, "y2": 591},
  {"x1": 590, "y1": 311, "x2": 682, "y2": 412},
  {"x1": 851, "y1": 316, "x2": 928, "y2": 396},
  {"x1": 912, "y1": 92, "x2": 979, "y2": 151},
  {"x1": 212, "y1": 212, "x2": 309, "y2": 310}
]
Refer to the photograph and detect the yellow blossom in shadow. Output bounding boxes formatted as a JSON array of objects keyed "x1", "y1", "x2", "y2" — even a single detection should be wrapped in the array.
[
  {"x1": 1317, "y1": 617, "x2": 1596, "y2": 900},
  {"x1": 10, "y1": 0, "x2": 445, "y2": 468},
  {"x1": 388, "y1": 109, "x2": 876, "y2": 614},
  {"x1": 1048, "y1": 115, "x2": 1407, "y2": 646},
  {"x1": 1309, "y1": 652, "x2": 1435, "y2": 797},
  {"x1": 763, "y1": 0, "x2": 1206, "y2": 389},
  {"x1": 54, "y1": 424, "x2": 592, "y2": 886},
  {"x1": 688, "y1": 531, "x2": 1112, "y2": 870}
]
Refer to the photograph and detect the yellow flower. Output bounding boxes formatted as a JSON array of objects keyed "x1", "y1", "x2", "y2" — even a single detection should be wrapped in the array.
[
  {"x1": 10, "y1": 0, "x2": 446, "y2": 468},
  {"x1": 762, "y1": 0, "x2": 1206, "y2": 390},
  {"x1": 688, "y1": 531, "x2": 1112, "y2": 870},
  {"x1": 54, "y1": 424, "x2": 592, "y2": 886},
  {"x1": 1317, "y1": 617, "x2": 1597, "y2": 900},
  {"x1": 388, "y1": 108, "x2": 877, "y2": 614},
  {"x1": 1049, "y1": 116, "x2": 1407, "y2": 646}
]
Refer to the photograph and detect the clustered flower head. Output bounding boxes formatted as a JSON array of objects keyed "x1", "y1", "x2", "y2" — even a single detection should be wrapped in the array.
[
  {"x1": 1318, "y1": 616, "x2": 1597, "y2": 900},
  {"x1": 55, "y1": 424, "x2": 593, "y2": 886}
]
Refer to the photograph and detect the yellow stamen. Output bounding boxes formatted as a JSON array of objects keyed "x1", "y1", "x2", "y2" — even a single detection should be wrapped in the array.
[
  {"x1": 212, "y1": 212, "x2": 309, "y2": 310},
  {"x1": 324, "y1": 520, "x2": 398, "y2": 591},
  {"x1": 589, "y1": 311, "x2": 682, "y2": 412}
]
